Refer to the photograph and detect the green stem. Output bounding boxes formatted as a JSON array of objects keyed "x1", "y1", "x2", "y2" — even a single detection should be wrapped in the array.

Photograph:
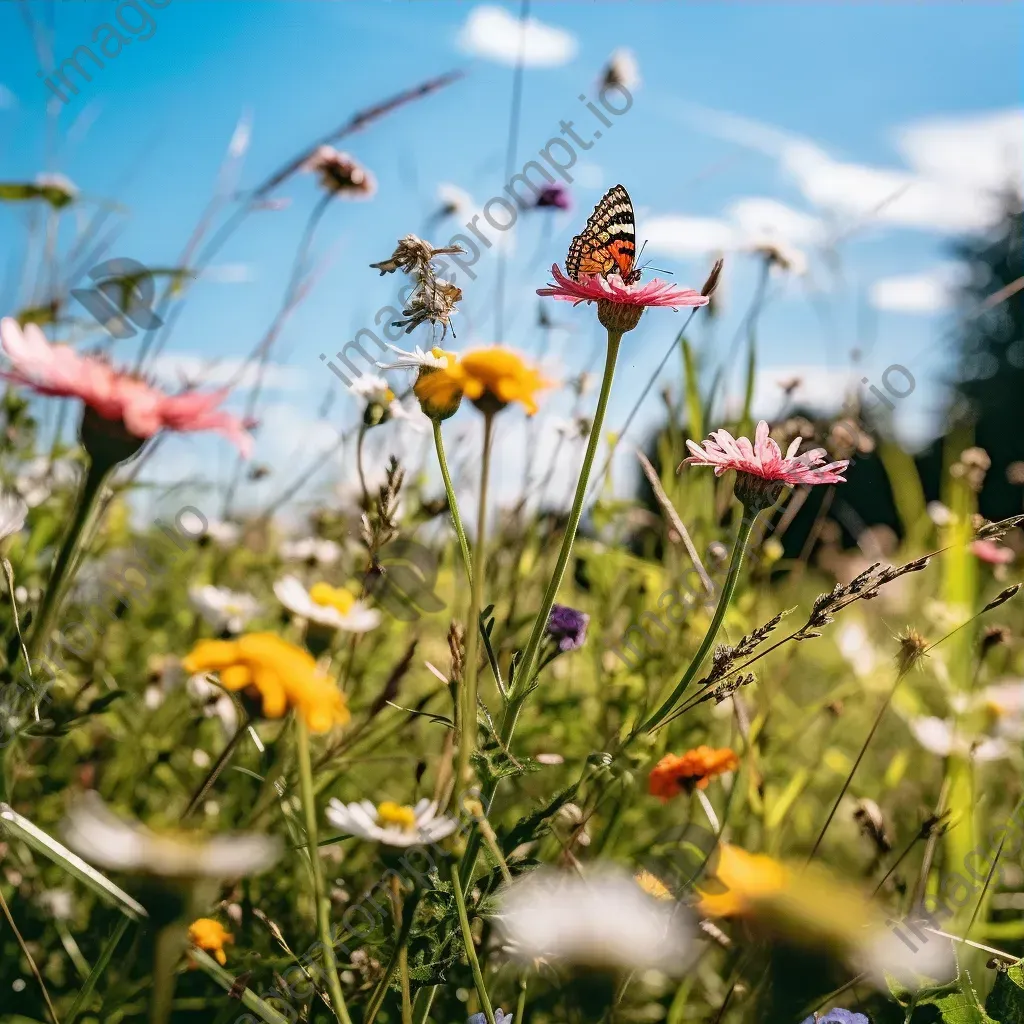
[
  {"x1": 150, "y1": 921, "x2": 185, "y2": 1024},
  {"x1": 180, "y1": 717, "x2": 250, "y2": 822},
  {"x1": 433, "y1": 419, "x2": 473, "y2": 587},
  {"x1": 449, "y1": 856, "x2": 496, "y2": 1024},
  {"x1": 390, "y1": 875, "x2": 412, "y2": 1024},
  {"x1": 26, "y1": 456, "x2": 111, "y2": 669},
  {"x1": 515, "y1": 976, "x2": 528, "y2": 1024},
  {"x1": 295, "y1": 720, "x2": 352, "y2": 1024},
  {"x1": 636, "y1": 512, "x2": 757, "y2": 736},
  {"x1": 456, "y1": 413, "x2": 494, "y2": 796},
  {"x1": 509, "y1": 330, "x2": 622, "y2": 721}
]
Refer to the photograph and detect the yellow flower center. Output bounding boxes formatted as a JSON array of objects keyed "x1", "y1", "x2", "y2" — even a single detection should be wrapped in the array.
[
  {"x1": 986, "y1": 698, "x2": 1008, "y2": 719},
  {"x1": 377, "y1": 801, "x2": 417, "y2": 829},
  {"x1": 309, "y1": 583, "x2": 355, "y2": 616},
  {"x1": 383, "y1": 387, "x2": 395, "y2": 403}
]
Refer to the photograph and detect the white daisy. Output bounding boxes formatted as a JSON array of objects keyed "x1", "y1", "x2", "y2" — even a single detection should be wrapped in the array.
[
  {"x1": 495, "y1": 867, "x2": 694, "y2": 974},
  {"x1": 62, "y1": 793, "x2": 281, "y2": 880},
  {"x1": 188, "y1": 584, "x2": 260, "y2": 635},
  {"x1": 279, "y1": 537, "x2": 343, "y2": 566},
  {"x1": 836, "y1": 621, "x2": 877, "y2": 678},
  {"x1": 204, "y1": 519, "x2": 242, "y2": 547},
  {"x1": 908, "y1": 716, "x2": 1008, "y2": 761},
  {"x1": 326, "y1": 798, "x2": 457, "y2": 847},
  {"x1": 377, "y1": 344, "x2": 450, "y2": 372},
  {"x1": 349, "y1": 373, "x2": 395, "y2": 405},
  {"x1": 0, "y1": 490, "x2": 28, "y2": 541},
  {"x1": 274, "y1": 575, "x2": 381, "y2": 633}
]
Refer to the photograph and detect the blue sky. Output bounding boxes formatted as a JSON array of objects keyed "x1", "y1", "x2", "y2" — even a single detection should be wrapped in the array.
[{"x1": 1, "y1": 1, "x2": 1022, "y2": 514}]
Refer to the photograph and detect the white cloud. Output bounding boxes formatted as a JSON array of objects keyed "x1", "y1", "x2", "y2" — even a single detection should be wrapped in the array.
[
  {"x1": 743, "y1": 365, "x2": 860, "y2": 416},
  {"x1": 869, "y1": 264, "x2": 966, "y2": 314},
  {"x1": 896, "y1": 108, "x2": 1024, "y2": 194},
  {"x1": 677, "y1": 102, "x2": 1018, "y2": 235},
  {"x1": 643, "y1": 215, "x2": 737, "y2": 256},
  {"x1": 644, "y1": 198, "x2": 822, "y2": 261},
  {"x1": 0, "y1": 85, "x2": 15, "y2": 109},
  {"x1": 458, "y1": 5, "x2": 577, "y2": 67},
  {"x1": 150, "y1": 354, "x2": 308, "y2": 393}
]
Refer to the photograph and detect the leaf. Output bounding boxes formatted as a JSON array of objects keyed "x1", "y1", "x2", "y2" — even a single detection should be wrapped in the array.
[
  {"x1": 82, "y1": 690, "x2": 128, "y2": 716},
  {"x1": 0, "y1": 803, "x2": 147, "y2": 920},
  {"x1": 501, "y1": 785, "x2": 578, "y2": 855},
  {"x1": 64, "y1": 917, "x2": 132, "y2": 1024},
  {"x1": 470, "y1": 748, "x2": 539, "y2": 790},
  {"x1": 986, "y1": 959, "x2": 1024, "y2": 1022},
  {"x1": 190, "y1": 948, "x2": 293, "y2": 1024},
  {"x1": 0, "y1": 181, "x2": 75, "y2": 208},
  {"x1": 681, "y1": 338, "x2": 703, "y2": 438}
]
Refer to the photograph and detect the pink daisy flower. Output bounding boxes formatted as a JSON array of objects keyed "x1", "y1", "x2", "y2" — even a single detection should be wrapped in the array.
[
  {"x1": 682, "y1": 420, "x2": 849, "y2": 510},
  {"x1": 537, "y1": 263, "x2": 707, "y2": 334},
  {"x1": 1, "y1": 318, "x2": 252, "y2": 455},
  {"x1": 970, "y1": 539, "x2": 1015, "y2": 565}
]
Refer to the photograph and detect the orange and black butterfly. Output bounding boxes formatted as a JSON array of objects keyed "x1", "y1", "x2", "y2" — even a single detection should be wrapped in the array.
[{"x1": 566, "y1": 184, "x2": 640, "y2": 284}]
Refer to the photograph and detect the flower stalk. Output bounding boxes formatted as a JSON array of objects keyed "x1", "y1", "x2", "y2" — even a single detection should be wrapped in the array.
[
  {"x1": 508, "y1": 329, "x2": 622, "y2": 721},
  {"x1": 457, "y1": 412, "x2": 494, "y2": 793},
  {"x1": 433, "y1": 419, "x2": 473, "y2": 586},
  {"x1": 295, "y1": 719, "x2": 352, "y2": 1024},
  {"x1": 637, "y1": 512, "x2": 758, "y2": 735}
]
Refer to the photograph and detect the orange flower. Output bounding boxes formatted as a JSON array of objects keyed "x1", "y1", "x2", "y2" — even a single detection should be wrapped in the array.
[
  {"x1": 188, "y1": 917, "x2": 233, "y2": 965},
  {"x1": 648, "y1": 746, "x2": 739, "y2": 800}
]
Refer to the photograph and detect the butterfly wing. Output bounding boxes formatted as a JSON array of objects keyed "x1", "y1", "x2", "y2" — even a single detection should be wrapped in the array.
[{"x1": 566, "y1": 184, "x2": 638, "y2": 283}]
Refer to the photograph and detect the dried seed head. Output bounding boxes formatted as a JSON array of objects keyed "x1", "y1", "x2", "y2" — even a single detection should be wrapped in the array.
[
  {"x1": 981, "y1": 624, "x2": 1012, "y2": 654},
  {"x1": 447, "y1": 621, "x2": 465, "y2": 682},
  {"x1": 701, "y1": 257, "x2": 725, "y2": 297},
  {"x1": 853, "y1": 798, "x2": 892, "y2": 854},
  {"x1": 394, "y1": 279, "x2": 463, "y2": 337},
  {"x1": 895, "y1": 627, "x2": 929, "y2": 674},
  {"x1": 983, "y1": 584, "x2": 1021, "y2": 613},
  {"x1": 370, "y1": 235, "x2": 464, "y2": 277},
  {"x1": 951, "y1": 446, "x2": 991, "y2": 492}
]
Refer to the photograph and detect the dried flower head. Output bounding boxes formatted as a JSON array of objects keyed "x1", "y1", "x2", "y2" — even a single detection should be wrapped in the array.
[
  {"x1": 895, "y1": 628, "x2": 929, "y2": 675},
  {"x1": 951, "y1": 446, "x2": 991, "y2": 492},
  {"x1": 981, "y1": 624, "x2": 1012, "y2": 654},
  {"x1": 370, "y1": 235, "x2": 464, "y2": 276},
  {"x1": 853, "y1": 798, "x2": 891, "y2": 854},
  {"x1": 394, "y1": 279, "x2": 463, "y2": 338},
  {"x1": 302, "y1": 146, "x2": 375, "y2": 198}
]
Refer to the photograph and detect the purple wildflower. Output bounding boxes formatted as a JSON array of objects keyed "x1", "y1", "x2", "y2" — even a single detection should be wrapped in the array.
[
  {"x1": 534, "y1": 183, "x2": 572, "y2": 211},
  {"x1": 547, "y1": 604, "x2": 590, "y2": 652},
  {"x1": 800, "y1": 1010, "x2": 869, "y2": 1024}
]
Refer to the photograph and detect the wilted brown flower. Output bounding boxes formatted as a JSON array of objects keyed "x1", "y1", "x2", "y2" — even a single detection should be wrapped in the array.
[
  {"x1": 394, "y1": 279, "x2": 462, "y2": 337},
  {"x1": 951, "y1": 446, "x2": 991, "y2": 492},
  {"x1": 302, "y1": 146, "x2": 375, "y2": 198},
  {"x1": 370, "y1": 235, "x2": 464, "y2": 277}
]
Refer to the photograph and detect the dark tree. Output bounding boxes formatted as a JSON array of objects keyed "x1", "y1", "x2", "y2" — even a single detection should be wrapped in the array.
[{"x1": 946, "y1": 191, "x2": 1024, "y2": 519}]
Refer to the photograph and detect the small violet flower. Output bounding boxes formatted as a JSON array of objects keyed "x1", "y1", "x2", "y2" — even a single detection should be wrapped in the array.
[{"x1": 546, "y1": 603, "x2": 590, "y2": 652}]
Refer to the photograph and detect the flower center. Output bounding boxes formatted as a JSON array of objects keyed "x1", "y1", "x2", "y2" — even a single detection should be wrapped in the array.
[
  {"x1": 309, "y1": 583, "x2": 355, "y2": 616},
  {"x1": 376, "y1": 801, "x2": 417, "y2": 829}
]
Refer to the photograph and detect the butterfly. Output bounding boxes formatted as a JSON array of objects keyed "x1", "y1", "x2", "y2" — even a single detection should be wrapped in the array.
[{"x1": 566, "y1": 183, "x2": 640, "y2": 284}]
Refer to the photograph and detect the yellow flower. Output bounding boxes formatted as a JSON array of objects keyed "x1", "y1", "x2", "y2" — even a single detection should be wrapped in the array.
[
  {"x1": 189, "y1": 917, "x2": 233, "y2": 965},
  {"x1": 634, "y1": 870, "x2": 672, "y2": 900},
  {"x1": 183, "y1": 633, "x2": 349, "y2": 734},
  {"x1": 415, "y1": 346, "x2": 550, "y2": 417},
  {"x1": 697, "y1": 844, "x2": 787, "y2": 917},
  {"x1": 376, "y1": 801, "x2": 418, "y2": 830}
]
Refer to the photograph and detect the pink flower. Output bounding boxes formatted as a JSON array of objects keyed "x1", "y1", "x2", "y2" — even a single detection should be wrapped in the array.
[
  {"x1": 683, "y1": 420, "x2": 848, "y2": 490},
  {"x1": 971, "y1": 539, "x2": 1015, "y2": 565},
  {"x1": 1, "y1": 318, "x2": 252, "y2": 455},
  {"x1": 537, "y1": 263, "x2": 707, "y2": 310}
]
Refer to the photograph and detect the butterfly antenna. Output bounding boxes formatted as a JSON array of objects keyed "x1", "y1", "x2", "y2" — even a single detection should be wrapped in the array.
[{"x1": 638, "y1": 259, "x2": 675, "y2": 276}]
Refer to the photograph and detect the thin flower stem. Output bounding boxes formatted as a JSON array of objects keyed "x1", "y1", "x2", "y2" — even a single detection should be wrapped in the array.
[
  {"x1": 26, "y1": 456, "x2": 111, "y2": 670},
  {"x1": 805, "y1": 667, "x2": 908, "y2": 867},
  {"x1": 636, "y1": 513, "x2": 758, "y2": 736},
  {"x1": 150, "y1": 921, "x2": 186, "y2": 1024},
  {"x1": 511, "y1": 329, "x2": 622, "y2": 718},
  {"x1": 180, "y1": 717, "x2": 251, "y2": 822},
  {"x1": 449, "y1": 855, "x2": 497, "y2": 1024},
  {"x1": 356, "y1": 422, "x2": 370, "y2": 510},
  {"x1": 457, "y1": 412, "x2": 494, "y2": 795},
  {"x1": 0, "y1": 885, "x2": 60, "y2": 1024},
  {"x1": 295, "y1": 720, "x2": 352, "y2": 1024},
  {"x1": 515, "y1": 976, "x2": 528, "y2": 1024},
  {"x1": 433, "y1": 419, "x2": 473, "y2": 587},
  {"x1": 390, "y1": 875, "x2": 413, "y2": 1024}
]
